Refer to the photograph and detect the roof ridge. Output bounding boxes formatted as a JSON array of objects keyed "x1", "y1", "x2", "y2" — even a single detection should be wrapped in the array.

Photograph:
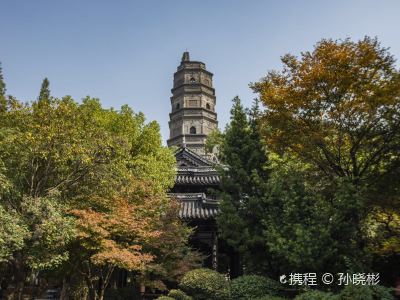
[{"x1": 175, "y1": 147, "x2": 217, "y2": 166}]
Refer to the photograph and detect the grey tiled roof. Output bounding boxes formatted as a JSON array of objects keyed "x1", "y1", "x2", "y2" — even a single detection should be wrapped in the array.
[
  {"x1": 170, "y1": 147, "x2": 222, "y2": 220},
  {"x1": 175, "y1": 174, "x2": 220, "y2": 185},
  {"x1": 175, "y1": 147, "x2": 215, "y2": 167},
  {"x1": 169, "y1": 193, "x2": 219, "y2": 220}
]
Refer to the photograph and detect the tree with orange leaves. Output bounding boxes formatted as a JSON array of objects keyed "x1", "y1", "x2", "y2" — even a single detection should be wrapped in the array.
[
  {"x1": 70, "y1": 182, "x2": 197, "y2": 300},
  {"x1": 252, "y1": 37, "x2": 400, "y2": 191},
  {"x1": 251, "y1": 36, "x2": 400, "y2": 283},
  {"x1": 71, "y1": 196, "x2": 157, "y2": 300}
]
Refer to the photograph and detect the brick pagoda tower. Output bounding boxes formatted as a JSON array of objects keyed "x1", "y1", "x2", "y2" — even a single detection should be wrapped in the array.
[{"x1": 167, "y1": 52, "x2": 218, "y2": 155}]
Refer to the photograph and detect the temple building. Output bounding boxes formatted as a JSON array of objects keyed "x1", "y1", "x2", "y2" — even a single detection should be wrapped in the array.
[{"x1": 167, "y1": 52, "x2": 224, "y2": 270}]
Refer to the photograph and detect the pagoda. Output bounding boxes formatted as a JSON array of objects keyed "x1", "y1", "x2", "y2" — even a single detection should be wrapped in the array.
[{"x1": 167, "y1": 52, "x2": 221, "y2": 269}]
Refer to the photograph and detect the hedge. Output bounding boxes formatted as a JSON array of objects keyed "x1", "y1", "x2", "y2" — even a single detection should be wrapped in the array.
[
  {"x1": 179, "y1": 268, "x2": 230, "y2": 300},
  {"x1": 231, "y1": 275, "x2": 284, "y2": 300}
]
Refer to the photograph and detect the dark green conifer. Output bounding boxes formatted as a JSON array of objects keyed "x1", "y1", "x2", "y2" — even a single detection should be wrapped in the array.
[
  {"x1": 0, "y1": 63, "x2": 7, "y2": 112},
  {"x1": 0, "y1": 62, "x2": 6, "y2": 97},
  {"x1": 216, "y1": 97, "x2": 270, "y2": 276},
  {"x1": 38, "y1": 77, "x2": 50, "y2": 101}
]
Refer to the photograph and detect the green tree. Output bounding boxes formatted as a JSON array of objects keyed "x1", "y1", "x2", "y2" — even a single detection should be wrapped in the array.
[
  {"x1": 251, "y1": 36, "x2": 400, "y2": 283},
  {"x1": 0, "y1": 206, "x2": 27, "y2": 264},
  {"x1": 0, "y1": 63, "x2": 5, "y2": 96},
  {"x1": 251, "y1": 37, "x2": 400, "y2": 197},
  {"x1": 0, "y1": 93, "x2": 192, "y2": 299},
  {"x1": 38, "y1": 77, "x2": 50, "y2": 102},
  {"x1": 205, "y1": 128, "x2": 224, "y2": 157},
  {"x1": 0, "y1": 62, "x2": 7, "y2": 112},
  {"x1": 261, "y1": 154, "x2": 367, "y2": 275},
  {"x1": 216, "y1": 97, "x2": 270, "y2": 275}
]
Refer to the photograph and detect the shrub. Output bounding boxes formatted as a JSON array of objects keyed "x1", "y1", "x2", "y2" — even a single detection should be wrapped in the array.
[
  {"x1": 156, "y1": 296, "x2": 175, "y2": 300},
  {"x1": 370, "y1": 285, "x2": 394, "y2": 300},
  {"x1": 294, "y1": 290, "x2": 336, "y2": 300},
  {"x1": 255, "y1": 296, "x2": 288, "y2": 300},
  {"x1": 334, "y1": 284, "x2": 394, "y2": 300},
  {"x1": 231, "y1": 275, "x2": 284, "y2": 300},
  {"x1": 168, "y1": 289, "x2": 193, "y2": 300},
  {"x1": 337, "y1": 284, "x2": 373, "y2": 300},
  {"x1": 179, "y1": 268, "x2": 230, "y2": 300}
]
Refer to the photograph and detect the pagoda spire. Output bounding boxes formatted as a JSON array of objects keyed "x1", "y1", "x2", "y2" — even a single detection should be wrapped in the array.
[{"x1": 181, "y1": 51, "x2": 190, "y2": 63}]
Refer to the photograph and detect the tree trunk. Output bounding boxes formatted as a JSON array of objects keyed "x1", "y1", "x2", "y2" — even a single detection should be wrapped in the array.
[
  {"x1": 85, "y1": 277, "x2": 98, "y2": 300},
  {"x1": 0, "y1": 269, "x2": 12, "y2": 300},
  {"x1": 15, "y1": 281, "x2": 24, "y2": 300},
  {"x1": 10, "y1": 253, "x2": 26, "y2": 300},
  {"x1": 60, "y1": 276, "x2": 70, "y2": 300},
  {"x1": 69, "y1": 274, "x2": 88, "y2": 300},
  {"x1": 97, "y1": 288, "x2": 105, "y2": 300},
  {"x1": 87, "y1": 288, "x2": 98, "y2": 300}
]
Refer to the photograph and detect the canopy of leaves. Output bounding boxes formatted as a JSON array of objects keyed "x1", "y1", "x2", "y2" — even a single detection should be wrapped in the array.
[
  {"x1": 22, "y1": 196, "x2": 76, "y2": 270},
  {"x1": 0, "y1": 205, "x2": 27, "y2": 263},
  {"x1": 365, "y1": 208, "x2": 400, "y2": 256},
  {"x1": 0, "y1": 92, "x2": 192, "y2": 296},
  {"x1": 250, "y1": 37, "x2": 400, "y2": 281},
  {"x1": 262, "y1": 154, "x2": 367, "y2": 275},
  {"x1": 252, "y1": 37, "x2": 400, "y2": 189}
]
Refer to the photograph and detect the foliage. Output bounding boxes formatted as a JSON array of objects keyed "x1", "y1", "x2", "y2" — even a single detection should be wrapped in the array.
[
  {"x1": 0, "y1": 62, "x2": 6, "y2": 113},
  {"x1": 156, "y1": 296, "x2": 175, "y2": 300},
  {"x1": 337, "y1": 284, "x2": 373, "y2": 300},
  {"x1": 365, "y1": 208, "x2": 400, "y2": 256},
  {"x1": 262, "y1": 155, "x2": 332, "y2": 272},
  {"x1": 370, "y1": 285, "x2": 395, "y2": 300},
  {"x1": 22, "y1": 196, "x2": 76, "y2": 270},
  {"x1": 0, "y1": 195, "x2": 75, "y2": 286},
  {"x1": 216, "y1": 97, "x2": 270, "y2": 274},
  {"x1": 248, "y1": 36, "x2": 400, "y2": 278},
  {"x1": 71, "y1": 190, "x2": 196, "y2": 295},
  {"x1": 335, "y1": 284, "x2": 394, "y2": 300},
  {"x1": 179, "y1": 268, "x2": 230, "y2": 300},
  {"x1": 0, "y1": 205, "x2": 27, "y2": 263},
  {"x1": 205, "y1": 128, "x2": 224, "y2": 157},
  {"x1": 252, "y1": 37, "x2": 400, "y2": 189},
  {"x1": 71, "y1": 195, "x2": 156, "y2": 273},
  {"x1": 254, "y1": 296, "x2": 287, "y2": 300},
  {"x1": 0, "y1": 82, "x2": 191, "y2": 299},
  {"x1": 260, "y1": 154, "x2": 368, "y2": 274},
  {"x1": 0, "y1": 62, "x2": 5, "y2": 97},
  {"x1": 167, "y1": 289, "x2": 192, "y2": 300},
  {"x1": 38, "y1": 77, "x2": 50, "y2": 101},
  {"x1": 334, "y1": 284, "x2": 394, "y2": 300},
  {"x1": 217, "y1": 96, "x2": 367, "y2": 276},
  {"x1": 139, "y1": 200, "x2": 201, "y2": 290},
  {"x1": 0, "y1": 159, "x2": 11, "y2": 193},
  {"x1": 231, "y1": 275, "x2": 283, "y2": 300},
  {"x1": 294, "y1": 290, "x2": 336, "y2": 300}
]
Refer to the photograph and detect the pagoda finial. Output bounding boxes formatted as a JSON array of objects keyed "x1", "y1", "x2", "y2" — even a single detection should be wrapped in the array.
[{"x1": 181, "y1": 51, "x2": 190, "y2": 62}]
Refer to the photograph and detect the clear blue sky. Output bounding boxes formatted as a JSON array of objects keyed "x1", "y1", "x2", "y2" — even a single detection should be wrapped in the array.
[{"x1": 1, "y1": 0, "x2": 400, "y2": 142}]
